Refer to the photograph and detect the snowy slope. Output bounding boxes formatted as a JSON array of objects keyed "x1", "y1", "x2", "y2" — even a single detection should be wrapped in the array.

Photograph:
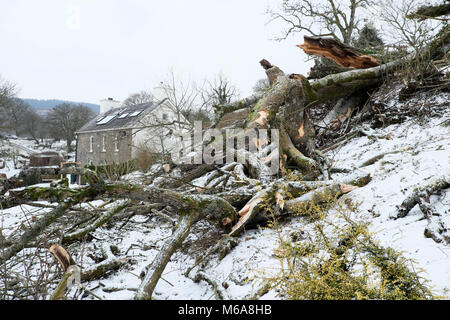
[
  {"x1": 1, "y1": 93, "x2": 449, "y2": 300},
  {"x1": 69, "y1": 116, "x2": 450, "y2": 299}
]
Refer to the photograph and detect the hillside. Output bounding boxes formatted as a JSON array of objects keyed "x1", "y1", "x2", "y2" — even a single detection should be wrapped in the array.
[
  {"x1": 21, "y1": 98, "x2": 100, "y2": 114},
  {"x1": 0, "y1": 79, "x2": 448, "y2": 300}
]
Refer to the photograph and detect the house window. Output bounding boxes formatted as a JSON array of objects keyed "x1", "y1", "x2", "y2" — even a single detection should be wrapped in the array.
[
  {"x1": 114, "y1": 134, "x2": 119, "y2": 152},
  {"x1": 162, "y1": 114, "x2": 168, "y2": 121},
  {"x1": 89, "y1": 136, "x2": 94, "y2": 152},
  {"x1": 102, "y1": 135, "x2": 106, "y2": 152}
]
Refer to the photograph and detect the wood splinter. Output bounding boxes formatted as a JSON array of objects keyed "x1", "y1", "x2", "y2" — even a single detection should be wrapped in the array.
[{"x1": 297, "y1": 36, "x2": 380, "y2": 69}]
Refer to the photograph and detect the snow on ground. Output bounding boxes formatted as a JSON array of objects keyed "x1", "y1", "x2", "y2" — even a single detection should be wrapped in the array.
[
  {"x1": 0, "y1": 137, "x2": 73, "y2": 177},
  {"x1": 0, "y1": 159, "x2": 21, "y2": 179},
  {"x1": 331, "y1": 117, "x2": 450, "y2": 296},
  {"x1": 1, "y1": 111, "x2": 449, "y2": 300},
  {"x1": 78, "y1": 116, "x2": 450, "y2": 299}
]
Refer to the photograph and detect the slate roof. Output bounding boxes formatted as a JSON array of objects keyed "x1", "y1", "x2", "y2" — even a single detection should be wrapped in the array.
[{"x1": 76, "y1": 99, "x2": 166, "y2": 133}]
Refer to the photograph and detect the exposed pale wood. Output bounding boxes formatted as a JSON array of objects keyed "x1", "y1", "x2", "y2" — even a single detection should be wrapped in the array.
[
  {"x1": 297, "y1": 36, "x2": 380, "y2": 69},
  {"x1": 49, "y1": 244, "x2": 72, "y2": 272},
  {"x1": 228, "y1": 189, "x2": 268, "y2": 237}
]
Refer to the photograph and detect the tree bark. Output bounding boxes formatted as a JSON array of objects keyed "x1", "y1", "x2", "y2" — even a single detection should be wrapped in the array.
[
  {"x1": 396, "y1": 176, "x2": 449, "y2": 219},
  {"x1": 407, "y1": 3, "x2": 450, "y2": 20},
  {"x1": 297, "y1": 36, "x2": 380, "y2": 69},
  {"x1": 419, "y1": 198, "x2": 449, "y2": 244}
]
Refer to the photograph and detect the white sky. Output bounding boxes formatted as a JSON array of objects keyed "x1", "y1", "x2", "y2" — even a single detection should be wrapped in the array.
[{"x1": 0, "y1": 0, "x2": 313, "y2": 104}]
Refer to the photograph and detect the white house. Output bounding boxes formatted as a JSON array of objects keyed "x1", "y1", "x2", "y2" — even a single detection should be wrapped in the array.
[{"x1": 75, "y1": 87, "x2": 189, "y2": 166}]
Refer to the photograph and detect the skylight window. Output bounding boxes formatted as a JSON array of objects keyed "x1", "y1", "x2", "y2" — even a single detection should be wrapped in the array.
[
  {"x1": 97, "y1": 114, "x2": 117, "y2": 125},
  {"x1": 118, "y1": 113, "x2": 129, "y2": 119},
  {"x1": 128, "y1": 110, "x2": 144, "y2": 117}
]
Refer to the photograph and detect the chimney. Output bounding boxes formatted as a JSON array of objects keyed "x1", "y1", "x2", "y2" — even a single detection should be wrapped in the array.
[{"x1": 100, "y1": 97, "x2": 121, "y2": 114}]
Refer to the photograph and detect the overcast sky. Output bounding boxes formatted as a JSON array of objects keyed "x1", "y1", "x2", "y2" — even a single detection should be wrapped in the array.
[{"x1": 0, "y1": 0, "x2": 313, "y2": 104}]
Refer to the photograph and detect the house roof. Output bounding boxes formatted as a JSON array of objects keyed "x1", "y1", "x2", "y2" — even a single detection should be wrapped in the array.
[{"x1": 76, "y1": 99, "x2": 166, "y2": 133}]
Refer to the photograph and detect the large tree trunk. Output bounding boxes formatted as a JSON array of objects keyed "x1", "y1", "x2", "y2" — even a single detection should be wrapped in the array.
[
  {"x1": 210, "y1": 27, "x2": 449, "y2": 179},
  {"x1": 242, "y1": 60, "x2": 319, "y2": 175}
]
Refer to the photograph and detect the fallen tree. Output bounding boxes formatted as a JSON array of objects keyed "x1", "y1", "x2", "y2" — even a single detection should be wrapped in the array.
[
  {"x1": 1, "y1": 25, "x2": 448, "y2": 300},
  {"x1": 407, "y1": 2, "x2": 450, "y2": 21}
]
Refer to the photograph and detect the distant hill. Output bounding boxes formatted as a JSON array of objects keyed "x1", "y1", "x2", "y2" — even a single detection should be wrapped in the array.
[{"x1": 22, "y1": 98, "x2": 100, "y2": 114}]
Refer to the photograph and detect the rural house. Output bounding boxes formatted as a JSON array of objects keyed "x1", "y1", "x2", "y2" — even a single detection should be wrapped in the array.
[{"x1": 75, "y1": 93, "x2": 188, "y2": 167}]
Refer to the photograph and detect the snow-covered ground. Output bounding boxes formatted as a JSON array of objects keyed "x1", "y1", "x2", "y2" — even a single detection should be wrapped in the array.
[
  {"x1": 0, "y1": 138, "x2": 74, "y2": 179},
  {"x1": 113, "y1": 115, "x2": 449, "y2": 299},
  {"x1": 143, "y1": 115, "x2": 450, "y2": 300},
  {"x1": 1, "y1": 104, "x2": 449, "y2": 300},
  {"x1": 329, "y1": 117, "x2": 450, "y2": 296}
]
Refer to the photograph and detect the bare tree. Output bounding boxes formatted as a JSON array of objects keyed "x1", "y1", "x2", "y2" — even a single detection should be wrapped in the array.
[
  {"x1": 46, "y1": 103, "x2": 95, "y2": 153},
  {"x1": 203, "y1": 72, "x2": 239, "y2": 106},
  {"x1": 157, "y1": 69, "x2": 205, "y2": 127},
  {"x1": 0, "y1": 76, "x2": 16, "y2": 106},
  {"x1": 122, "y1": 90, "x2": 154, "y2": 107},
  {"x1": 133, "y1": 71, "x2": 240, "y2": 163},
  {"x1": 0, "y1": 76, "x2": 18, "y2": 132},
  {"x1": 22, "y1": 109, "x2": 45, "y2": 144},
  {"x1": 4, "y1": 98, "x2": 32, "y2": 136},
  {"x1": 268, "y1": 0, "x2": 372, "y2": 44},
  {"x1": 376, "y1": 0, "x2": 439, "y2": 53},
  {"x1": 252, "y1": 78, "x2": 271, "y2": 95}
]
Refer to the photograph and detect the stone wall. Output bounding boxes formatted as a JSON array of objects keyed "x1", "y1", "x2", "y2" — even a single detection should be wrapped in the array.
[{"x1": 76, "y1": 129, "x2": 132, "y2": 166}]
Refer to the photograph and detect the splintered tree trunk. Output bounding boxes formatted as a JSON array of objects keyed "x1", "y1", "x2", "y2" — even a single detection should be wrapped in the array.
[
  {"x1": 308, "y1": 26, "x2": 450, "y2": 101},
  {"x1": 243, "y1": 60, "x2": 318, "y2": 173},
  {"x1": 319, "y1": 92, "x2": 367, "y2": 133},
  {"x1": 212, "y1": 26, "x2": 450, "y2": 177},
  {"x1": 297, "y1": 36, "x2": 380, "y2": 69}
]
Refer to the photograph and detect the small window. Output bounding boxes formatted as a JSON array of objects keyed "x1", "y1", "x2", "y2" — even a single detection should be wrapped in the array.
[
  {"x1": 128, "y1": 110, "x2": 143, "y2": 117},
  {"x1": 102, "y1": 135, "x2": 106, "y2": 152},
  {"x1": 89, "y1": 136, "x2": 94, "y2": 152},
  {"x1": 162, "y1": 113, "x2": 168, "y2": 121},
  {"x1": 97, "y1": 114, "x2": 117, "y2": 125},
  {"x1": 114, "y1": 134, "x2": 119, "y2": 152},
  {"x1": 95, "y1": 116, "x2": 106, "y2": 123}
]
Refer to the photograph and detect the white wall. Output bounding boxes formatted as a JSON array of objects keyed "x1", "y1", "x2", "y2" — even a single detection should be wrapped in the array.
[{"x1": 131, "y1": 102, "x2": 190, "y2": 158}]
